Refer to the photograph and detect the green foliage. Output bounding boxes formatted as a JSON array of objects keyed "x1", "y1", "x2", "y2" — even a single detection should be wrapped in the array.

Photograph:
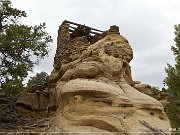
[
  {"x1": 166, "y1": 99, "x2": 180, "y2": 128},
  {"x1": 0, "y1": 2, "x2": 53, "y2": 95},
  {"x1": 27, "y1": 72, "x2": 49, "y2": 87},
  {"x1": 164, "y1": 24, "x2": 180, "y2": 128},
  {"x1": 151, "y1": 87, "x2": 160, "y2": 95},
  {"x1": 3, "y1": 78, "x2": 24, "y2": 95}
]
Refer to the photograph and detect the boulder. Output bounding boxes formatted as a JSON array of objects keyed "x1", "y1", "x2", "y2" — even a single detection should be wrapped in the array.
[
  {"x1": 16, "y1": 90, "x2": 57, "y2": 111},
  {"x1": 134, "y1": 83, "x2": 152, "y2": 95}
]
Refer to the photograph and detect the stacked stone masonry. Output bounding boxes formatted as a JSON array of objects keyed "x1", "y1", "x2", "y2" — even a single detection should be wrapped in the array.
[{"x1": 53, "y1": 20, "x2": 120, "y2": 70}]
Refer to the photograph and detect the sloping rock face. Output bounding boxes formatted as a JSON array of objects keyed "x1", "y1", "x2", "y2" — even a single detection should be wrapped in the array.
[
  {"x1": 46, "y1": 21, "x2": 171, "y2": 134},
  {"x1": 17, "y1": 21, "x2": 170, "y2": 134}
]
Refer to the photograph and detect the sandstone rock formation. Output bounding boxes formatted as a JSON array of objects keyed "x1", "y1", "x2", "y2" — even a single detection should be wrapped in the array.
[
  {"x1": 133, "y1": 81, "x2": 152, "y2": 95},
  {"x1": 17, "y1": 21, "x2": 171, "y2": 134}
]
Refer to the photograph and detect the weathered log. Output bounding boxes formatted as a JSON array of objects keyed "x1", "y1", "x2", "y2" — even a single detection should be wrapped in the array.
[
  {"x1": 69, "y1": 28, "x2": 101, "y2": 35},
  {"x1": 65, "y1": 20, "x2": 104, "y2": 33},
  {"x1": 139, "y1": 120, "x2": 166, "y2": 135}
]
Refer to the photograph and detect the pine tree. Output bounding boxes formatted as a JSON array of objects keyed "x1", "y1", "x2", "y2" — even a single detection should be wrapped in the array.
[
  {"x1": 27, "y1": 72, "x2": 49, "y2": 87},
  {"x1": 164, "y1": 24, "x2": 180, "y2": 128}
]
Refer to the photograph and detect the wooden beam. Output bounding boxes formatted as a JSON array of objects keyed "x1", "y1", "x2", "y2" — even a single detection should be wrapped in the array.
[
  {"x1": 65, "y1": 20, "x2": 104, "y2": 33},
  {"x1": 89, "y1": 31, "x2": 101, "y2": 35},
  {"x1": 69, "y1": 25, "x2": 77, "y2": 30},
  {"x1": 69, "y1": 27, "x2": 101, "y2": 35}
]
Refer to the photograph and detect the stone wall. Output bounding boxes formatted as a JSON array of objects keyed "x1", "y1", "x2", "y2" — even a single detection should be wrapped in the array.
[
  {"x1": 50, "y1": 21, "x2": 128, "y2": 83},
  {"x1": 53, "y1": 21, "x2": 120, "y2": 70},
  {"x1": 53, "y1": 22, "x2": 92, "y2": 70}
]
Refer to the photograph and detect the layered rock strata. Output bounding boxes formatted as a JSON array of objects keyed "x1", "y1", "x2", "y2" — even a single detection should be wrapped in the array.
[{"x1": 17, "y1": 21, "x2": 171, "y2": 134}]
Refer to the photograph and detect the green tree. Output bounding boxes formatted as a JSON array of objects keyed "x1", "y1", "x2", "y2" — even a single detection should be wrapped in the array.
[
  {"x1": 151, "y1": 87, "x2": 160, "y2": 95},
  {"x1": 0, "y1": 1, "x2": 53, "y2": 95},
  {"x1": 27, "y1": 72, "x2": 49, "y2": 87},
  {"x1": 164, "y1": 24, "x2": 180, "y2": 128}
]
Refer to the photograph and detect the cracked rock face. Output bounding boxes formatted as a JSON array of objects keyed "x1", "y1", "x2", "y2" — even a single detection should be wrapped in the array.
[{"x1": 48, "y1": 24, "x2": 170, "y2": 134}]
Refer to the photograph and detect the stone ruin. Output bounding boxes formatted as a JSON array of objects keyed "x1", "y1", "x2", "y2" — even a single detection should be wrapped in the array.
[
  {"x1": 50, "y1": 20, "x2": 133, "y2": 85},
  {"x1": 53, "y1": 20, "x2": 121, "y2": 70},
  {"x1": 16, "y1": 20, "x2": 171, "y2": 134}
]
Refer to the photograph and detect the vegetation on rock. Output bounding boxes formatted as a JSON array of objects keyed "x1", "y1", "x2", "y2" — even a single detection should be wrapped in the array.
[
  {"x1": 27, "y1": 72, "x2": 49, "y2": 91},
  {"x1": 150, "y1": 87, "x2": 160, "y2": 96},
  {"x1": 0, "y1": 1, "x2": 52, "y2": 95},
  {"x1": 164, "y1": 24, "x2": 180, "y2": 128}
]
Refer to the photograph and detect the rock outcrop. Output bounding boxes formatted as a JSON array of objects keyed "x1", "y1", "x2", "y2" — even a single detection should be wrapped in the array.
[
  {"x1": 133, "y1": 81, "x2": 152, "y2": 95},
  {"x1": 17, "y1": 21, "x2": 171, "y2": 134}
]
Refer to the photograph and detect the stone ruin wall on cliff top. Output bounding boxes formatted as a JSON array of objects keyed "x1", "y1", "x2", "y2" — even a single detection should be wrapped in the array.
[
  {"x1": 15, "y1": 21, "x2": 170, "y2": 134},
  {"x1": 53, "y1": 20, "x2": 121, "y2": 70}
]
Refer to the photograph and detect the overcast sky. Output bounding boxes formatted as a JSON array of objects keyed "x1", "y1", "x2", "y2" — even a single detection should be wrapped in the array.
[{"x1": 12, "y1": 0, "x2": 180, "y2": 88}]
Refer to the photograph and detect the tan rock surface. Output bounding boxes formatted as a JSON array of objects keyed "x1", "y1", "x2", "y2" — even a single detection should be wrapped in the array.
[
  {"x1": 16, "y1": 90, "x2": 57, "y2": 111},
  {"x1": 16, "y1": 21, "x2": 171, "y2": 134},
  {"x1": 134, "y1": 83, "x2": 152, "y2": 95},
  {"x1": 46, "y1": 22, "x2": 171, "y2": 134}
]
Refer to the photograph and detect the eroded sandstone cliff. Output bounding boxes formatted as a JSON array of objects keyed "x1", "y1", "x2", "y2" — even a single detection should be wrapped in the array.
[{"x1": 16, "y1": 21, "x2": 171, "y2": 134}]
